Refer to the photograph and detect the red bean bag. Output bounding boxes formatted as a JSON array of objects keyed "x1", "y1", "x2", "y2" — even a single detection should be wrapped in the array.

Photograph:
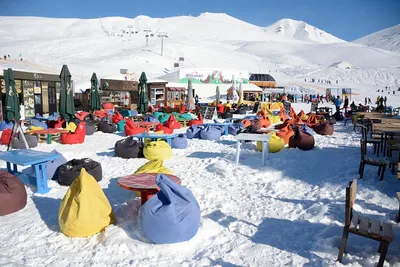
[
  {"x1": 94, "y1": 110, "x2": 108, "y2": 119},
  {"x1": 75, "y1": 111, "x2": 90, "y2": 121},
  {"x1": 164, "y1": 115, "x2": 181, "y2": 129},
  {"x1": 155, "y1": 124, "x2": 174, "y2": 134},
  {"x1": 48, "y1": 117, "x2": 64, "y2": 128},
  {"x1": 125, "y1": 120, "x2": 145, "y2": 136},
  {"x1": 61, "y1": 122, "x2": 86, "y2": 145},
  {"x1": 0, "y1": 171, "x2": 27, "y2": 216},
  {"x1": 112, "y1": 112, "x2": 123, "y2": 124},
  {"x1": 180, "y1": 105, "x2": 186, "y2": 114},
  {"x1": 277, "y1": 124, "x2": 294, "y2": 145},
  {"x1": 1, "y1": 129, "x2": 12, "y2": 145},
  {"x1": 102, "y1": 102, "x2": 114, "y2": 110},
  {"x1": 188, "y1": 114, "x2": 203, "y2": 127}
]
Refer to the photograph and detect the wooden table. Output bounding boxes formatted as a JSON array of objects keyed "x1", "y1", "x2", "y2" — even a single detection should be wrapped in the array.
[
  {"x1": 118, "y1": 173, "x2": 182, "y2": 205},
  {"x1": 177, "y1": 119, "x2": 190, "y2": 127},
  {"x1": 28, "y1": 128, "x2": 70, "y2": 144},
  {"x1": 0, "y1": 150, "x2": 62, "y2": 194},
  {"x1": 235, "y1": 133, "x2": 272, "y2": 166},
  {"x1": 133, "y1": 121, "x2": 159, "y2": 132}
]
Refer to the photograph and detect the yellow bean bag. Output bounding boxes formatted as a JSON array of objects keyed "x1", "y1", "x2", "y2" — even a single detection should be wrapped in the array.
[
  {"x1": 65, "y1": 122, "x2": 77, "y2": 133},
  {"x1": 134, "y1": 160, "x2": 173, "y2": 175},
  {"x1": 256, "y1": 132, "x2": 285, "y2": 153},
  {"x1": 143, "y1": 140, "x2": 173, "y2": 161},
  {"x1": 58, "y1": 168, "x2": 115, "y2": 237},
  {"x1": 268, "y1": 115, "x2": 281, "y2": 124},
  {"x1": 27, "y1": 126, "x2": 44, "y2": 132}
]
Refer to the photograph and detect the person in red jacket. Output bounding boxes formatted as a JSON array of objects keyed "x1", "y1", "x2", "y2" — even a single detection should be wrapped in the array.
[{"x1": 217, "y1": 102, "x2": 225, "y2": 114}]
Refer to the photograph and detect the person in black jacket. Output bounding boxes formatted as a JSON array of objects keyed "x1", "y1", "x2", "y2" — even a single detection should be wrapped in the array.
[{"x1": 343, "y1": 96, "x2": 349, "y2": 111}]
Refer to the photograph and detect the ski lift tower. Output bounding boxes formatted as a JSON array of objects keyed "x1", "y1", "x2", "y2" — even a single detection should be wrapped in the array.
[
  {"x1": 127, "y1": 25, "x2": 133, "y2": 39},
  {"x1": 157, "y1": 32, "x2": 168, "y2": 56},
  {"x1": 143, "y1": 29, "x2": 152, "y2": 46}
]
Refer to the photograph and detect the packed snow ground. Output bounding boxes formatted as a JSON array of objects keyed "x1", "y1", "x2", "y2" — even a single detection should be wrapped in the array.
[{"x1": 0, "y1": 103, "x2": 399, "y2": 267}]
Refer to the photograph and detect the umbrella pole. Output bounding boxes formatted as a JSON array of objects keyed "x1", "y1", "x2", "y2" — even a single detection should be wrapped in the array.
[{"x1": 7, "y1": 120, "x2": 30, "y2": 151}]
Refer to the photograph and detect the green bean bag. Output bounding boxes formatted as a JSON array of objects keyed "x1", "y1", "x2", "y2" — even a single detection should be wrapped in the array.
[
  {"x1": 143, "y1": 140, "x2": 173, "y2": 161},
  {"x1": 179, "y1": 113, "x2": 193, "y2": 120},
  {"x1": 158, "y1": 114, "x2": 171, "y2": 124},
  {"x1": 117, "y1": 120, "x2": 126, "y2": 132},
  {"x1": 153, "y1": 112, "x2": 164, "y2": 119}
]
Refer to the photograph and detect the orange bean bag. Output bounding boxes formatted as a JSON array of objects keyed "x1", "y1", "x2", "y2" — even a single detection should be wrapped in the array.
[
  {"x1": 306, "y1": 114, "x2": 319, "y2": 128},
  {"x1": 275, "y1": 119, "x2": 291, "y2": 129},
  {"x1": 61, "y1": 122, "x2": 86, "y2": 145},
  {"x1": 279, "y1": 107, "x2": 287, "y2": 122},
  {"x1": 112, "y1": 112, "x2": 123, "y2": 124},
  {"x1": 297, "y1": 110, "x2": 305, "y2": 118},
  {"x1": 241, "y1": 119, "x2": 251, "y2": 128},
  {"x1": 125, "y1": 120, "x2": 145, "y2": 136},
  {"x1": 164, "y1": 115, "x2": 181, "y2": 129},
  {"x1": 155, "y1": 124, "x2": 174, "y2": 134},
  {"x1": 277, "y1": 124, "x2": 294, "y2": 145},
  {"x1": 188, "y1": 114, "x2": 203, "y2": 127},
  {"x1": 259, "y1": 117, "x2": 271, "y2": 128},
  {"x1": 289, "y1": 107, "x2": 298, "y2": 120}
]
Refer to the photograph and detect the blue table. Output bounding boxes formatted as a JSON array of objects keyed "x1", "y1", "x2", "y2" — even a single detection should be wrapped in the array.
[
  {"x1": 131, "y1": 133, "x2": 180, "y2": 146},
  {"x1": 0, "y1": 150, "x2": 62, "y2": 194},
  {"x1": 199, "y1": 123, "x2": 234, "y2": 136}
]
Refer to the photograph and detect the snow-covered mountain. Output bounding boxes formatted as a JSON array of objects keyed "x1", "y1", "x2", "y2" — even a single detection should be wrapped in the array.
[
  {"x1": 353, "y1": 24, "x2": 400, "y2": 52},
  {"x1": 264, "y1": 18, "x2": 345, "y2": 44}
]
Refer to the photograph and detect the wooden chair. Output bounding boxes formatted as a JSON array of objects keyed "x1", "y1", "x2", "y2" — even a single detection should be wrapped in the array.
[
  {"x1": 338, "y1": 179, "x2": 393, "y2": 267},
  {"x1": 361, "y1": 125, "x2": 381, "y2": 155},
  {"x1": 359, "y1": 140, "x2": 387, "y2": 180}
]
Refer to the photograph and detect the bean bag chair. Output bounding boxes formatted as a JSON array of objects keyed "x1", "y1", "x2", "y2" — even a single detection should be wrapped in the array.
[
  {"x1": 57, "y1": 158, "x2": 102, "y2": 186},
  {"x1": 58, "y1": 168, "x2": 114, "y2": 237},
  {"x1": 102, "y1": 102, "x2": 114, "y2": 110},
  {"x1": 228, "y1": 123, "x2": 244, "y2": 136},
  {"x1": 289, "y1": 107, "x2": 298, "y2": 120},
  {"x1": 279, "y1": 107, "x2": 288, "y2": 122},
  {"x1": 129, "y1": 110, "x2": 138, "y2": 116},
  {"x1": 61, "y1": 122, "x2": 86, "y2": 145},
  {"x1": 165, "y1": 115, "x2": 181, "y2": 130},
  {"x1": 241, "y1": 119, "x2": 251, "y2": 128},
  {"x1": 134, "y1": 160, "x2": 173, "y2": 175},
  {"x1": 259, "y1": 117, "x2": 271, "y2": 128},
  {"x1": 0, "y1": 121, "x2": 14, "y2": 131},
  {"x1": 268, "y1": 115, "x2": 281, "y2": 124},
  {"x1": 85, "y1": 121, "x2": 95, "y2": 135},
  {"x1": 30, "y1": 119, "x2": 48, "y2": 129},
  {"x1": 112, "y1": 112, "x2": 123, "y2": 124},
  {"x1": 200, "y1": 126, "x2": 221, "y2": 140},
  {"x1": 186, "y1": 125, "x2": 202, "y2": 139},
  {"x1": 94, "y1": 110, "x2": 108, "y2": 119},
  {"x1": 277, "y1": 124, "x2": 294, "y2": 145},
  {"x1": 234, "y1": 108, "x2": 246, "y2": 115},
  {"x1": 301, "y1": 124, "x2": 315, "y2": 136},
  {"x1": 139, "y1": 174, "x2": 200, "y2": 244},
  {"x1": 75, "y1": 111, "x2": 90, "y2": 121},
  {"x1": 153, "y1": 112, "x2": 164, "y2": 119},
  {"x1": 313, "y1": 121, "x2": 334, "y2": 136},
  {"x1": 1, "y1": 129, "x2": 12, "y2": 145},
  {"x1": 48, "y1": 117, "x2": 64, "y2": 128},
  {"x1": 145, "y1": 116, "x2": 159, "y2": 123},
  {"x1": 155, "y1": 124, "x2": 173, "y2": 134},
  {"x1": 125, "y1": 120, "x2": 145, "y2": 136},
  {"x1": 333, "y1": 112, "x2": 343, "y2": 122},
  {"x1": 251, "y1": 119, "x2": 263, "y2": 131},
  {"x1": 158, "y1": 114, "x2": 171, "y2": 124},
  {"x1": 32, "y1": 150, "x2": 67, "y2": 180},
  {"x1": 256, "y1": 132, "x2": 285, "y2": 153},
  {"x1": 179, "y1": 113, "x2": 193, "y2": 120},
  {"x1": 275, "y1": 119, "x2": 291, "y2": 130},
  {"x1": 306, "y1": 114, "x2": 319, "y2": 128},
  {"x1": 221, "y1": 112, "x2": 233, "y2": 119},
  {"x1": 327, "y1": 117, "x2": 337, "y2": 125},
  {"x1": 143, "y1": 140, "x2": 173, "y2": 161},
  {"x1": 115, "y1": 137, "x2": 144, "y2": 159},
  {"x1": 47, "y1": 112, "x2": 60, "y2": 121},
  {"x1": 297, "y1": 110, "x2": 306, "y2": 119},
  {"x1": 119, "y1": 110, "x2": 130, "y2": 118},
  {"x1": 98, "y1": 120, "x2": 117, "y2": 134},
  {"x1": 117, "y1": 120, "x2": 126, "y2": 132},
  {"x1": 27, "y1": 126, "x2": 44, "y2": 131},
  {"x1": 0, "y1": 171, "x2": 27, "y2": 216},
  {"x1": 12, "y1": 134, "x2": 38, "y2": 149},
  {"x1": 289, "y1": 126, "x2": 315, "y2": 151},
  {"x1": 171, "y1": 134, "x2": 188, "y2": 149},
  {"x1": 64, "y1": 122, "x2": 77, "y2": 133},
  {"x1": 188, "y1": 113, "x2": 203, "y2": 127}
]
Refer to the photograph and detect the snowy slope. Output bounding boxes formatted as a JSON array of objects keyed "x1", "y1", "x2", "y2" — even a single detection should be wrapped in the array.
[
  {"x1": 354, "y1": 24, "x2": 400, "y2": 53},
  {"x1": 264, "y1": 18, "x2": 345, "y2": 44}
]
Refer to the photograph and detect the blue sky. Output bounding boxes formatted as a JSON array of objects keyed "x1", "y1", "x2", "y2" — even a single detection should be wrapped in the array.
[{"x1": 1, "y1": 0, "x2": 399, "y2": 40}]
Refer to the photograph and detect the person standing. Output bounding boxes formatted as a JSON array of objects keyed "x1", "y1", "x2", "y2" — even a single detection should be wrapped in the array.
[
  {"x1": 384, "y1": 96, "x2": 387, "y2": 107},
  {"x1": 343, "y1": 96, "x2": 349, "y2": 111},
  {"x1": 368, "y1": 98, "x2": 372, "y2": 105},
  {"x1": 334, "y1": 96, "x2": 342, "y2": 113},
  {"x1": 365, "y1": 97, "x2": 367, "y2": 105}
]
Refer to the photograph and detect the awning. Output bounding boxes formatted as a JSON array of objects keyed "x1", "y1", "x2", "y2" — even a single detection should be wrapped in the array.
[{"x1": 167, "y1": 87, "x2": 186, "y2": 91}]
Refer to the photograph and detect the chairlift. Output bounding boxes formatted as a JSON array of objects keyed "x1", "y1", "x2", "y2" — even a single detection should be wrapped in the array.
[
  {"x1": 179, "y1": 57, "x2": 184, "y2": 62},
  {"x1": 150, "y1": 34, "x2": 154, "y2": 37},
  {"x1": 174, "y1": 63, "x2": 179, "y2": 68},
  {"x1": 135, "y1": 31, "x2": 138, "y2": 33},
  {"x1": 145, "y1": 34, "x2": 149, "y2": 38}
]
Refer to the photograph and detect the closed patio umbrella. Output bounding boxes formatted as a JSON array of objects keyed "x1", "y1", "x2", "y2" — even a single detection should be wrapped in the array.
[
  {"x1": 186, "y1": 79, "x2": 195, "y2": 111},
  {"x1": 89, "y1": 73, "x2": 101, "y2": 111},
  {"x1": 238, "y1": 82, "x2": 243, "y2": 105},
  {"x1": 137, "y1": 72, "x2": 148, "y2": 114},
  {"x1": 4, "y1": 68, "x2": 20, "y2": 121},
  {"x1": 59, "y1": 65, "x2": 75, "y2": 121},
  {"x1": 216, "y1": 86, "x2": 220, "y2": 104}
]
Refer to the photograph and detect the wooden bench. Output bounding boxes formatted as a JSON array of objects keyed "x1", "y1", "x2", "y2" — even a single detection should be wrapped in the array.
[
  {"x1": 338, "y1": 179, "x2": 393, "y2": 267},
  {"x1": 235, "y1": 133, "x2": 271, "y2": 166}
]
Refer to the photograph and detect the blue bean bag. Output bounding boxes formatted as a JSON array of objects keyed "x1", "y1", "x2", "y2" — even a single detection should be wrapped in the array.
[
  {"x1": 301, "y1": 124, "x2": 314, "y2": 136},
  {"x1": 30, "y1": 119, "x2": 48, "y2": 129},
  {"x1": 35, "y1": 113, "x2": 47, "y2": 120},
  {"x1": 186, "y1": 125, "x2": 202, "y2": 139},
  {"x1": 139, "y1": 174, "x2": 200, "y2": 244},
  {"x1": 47, "y1": 112, "x2": 60, "y2": 121},
  {"x1": 145, "y1": 116, "x2": 159, "y2": 123},
  {"x1": 171, "y1": 134, "x2": 188, "y2": 149},
  {"x1": 228, "y1": 123, "x2": 244, "y2": 136},
  {"x1": 0, "y1": 121, "x2": 14, "y2": 131},
  {"x1": 129, "y1": 110, "x2": 138, "y2": 116},
  {"x1": 200, "y1": 126, "x2": 221, "y2": 140}
]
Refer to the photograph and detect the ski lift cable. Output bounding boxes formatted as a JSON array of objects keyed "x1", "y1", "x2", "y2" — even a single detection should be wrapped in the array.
[{"x1": 165, "y1": 36, "x2": 199, "y2": 68}]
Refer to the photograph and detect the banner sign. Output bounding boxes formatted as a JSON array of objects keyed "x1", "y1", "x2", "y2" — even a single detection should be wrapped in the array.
[{"x1": 179, "y1": 69, "x2": 249, "y2": 84}]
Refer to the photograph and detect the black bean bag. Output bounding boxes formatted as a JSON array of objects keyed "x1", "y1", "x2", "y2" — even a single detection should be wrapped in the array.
[
  {"x1": 0, "y1": 171, "x2": 27, "y2": 216},
  {"x1": 85, "y1": 122, "x2": 95, "y2": 135},
  {"x1": 313, "y1": 122, "x2": 334, "y2": 136},
  {"x1": 289, "y1": 126, "x2": 315, "y2": 150},
  {"x1": 12, "y1": 134, "x2": 38, "y2": 149},
  {"x1": 115, "y1": 137, "x2": 144, "y2": 159},
  {"x1": 251, "y1": 119, "x2": 263, "y2": 131},
  {"x1": 98, "y1": 121, "x2": 117, "y2": 133},
  {"x1": 221, "y1": 112, "x2": 233, "y2": 119},
  {"x1": 234, "y1": 108, "x2": 246, "y2": 115},
  {"x1": 57, "y1": 158, "x2": 102, "y2": 186},
  {"x1": 333, "y1": 112, "x2": 343, "y2": 122}
]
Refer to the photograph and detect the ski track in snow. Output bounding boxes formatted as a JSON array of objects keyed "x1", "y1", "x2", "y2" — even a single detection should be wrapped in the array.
[{"x1": 0, "y1": 104, "x2": 399, "y2": 267}]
